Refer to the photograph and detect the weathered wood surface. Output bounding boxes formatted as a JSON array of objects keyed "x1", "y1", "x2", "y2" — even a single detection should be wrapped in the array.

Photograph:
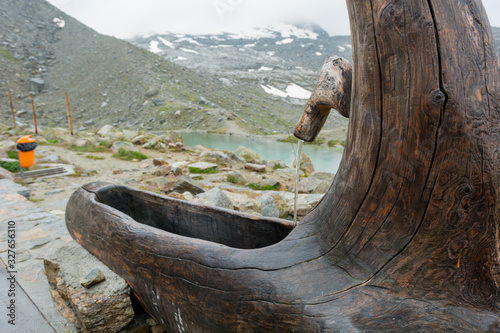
[
  {"x1": 66, "y1": 0, "x2": 500, "y2": 331},
  {"x1": 294, "y1": 56, "x2": 352, "y2": 142}
]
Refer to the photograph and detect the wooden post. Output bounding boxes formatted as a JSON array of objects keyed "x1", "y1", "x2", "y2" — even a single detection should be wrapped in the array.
[
  {"x1": 65, "y1": 92, "x2": 74, "y2": 135},
  {"x1": 29, "y1": 94, "x2": 38, "y2": 134},
  {"x1": 8, "y1": 92, "x2": 16, "y2": 128}
]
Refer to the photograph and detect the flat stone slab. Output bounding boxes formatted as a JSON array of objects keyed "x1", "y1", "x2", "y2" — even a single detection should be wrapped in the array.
[
  {"x1": 0, "y1": 259, "x2": 55, "y2": 332},
  {"x1": 188, "y1": 162, "x2": 218, "y2": 171},
  {"x1": 244, "y1": 163, "x2": 266, "y2": 173}
]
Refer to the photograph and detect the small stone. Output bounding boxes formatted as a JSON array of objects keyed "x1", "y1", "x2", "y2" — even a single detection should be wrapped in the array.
[
  {"x1": 45, "y1": 189, "x2": 65, "y2": 195},
  {"x1": 153, "y1": 158, "x2": 166, "y2": 166},
  {"x1": 113, "y1": 170, "x2": 123, "y2": 175},
  {"x1": 81, "y1": 268, "x2": 106, "y2": 289},
  {"x1": 151, "y1": 324, "x2": 166, "y2": 333},
  {"x1": 293, "y1": 152, "x2": 315, "y2": 174},
  {"x1": 183, "y1": 192, "x2": 194, "y2": 200}
]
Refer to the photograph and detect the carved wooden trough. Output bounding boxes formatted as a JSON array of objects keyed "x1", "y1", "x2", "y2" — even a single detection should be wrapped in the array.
[{"x1": 66, "y1": 0, "x2": 500, "y2": 331}]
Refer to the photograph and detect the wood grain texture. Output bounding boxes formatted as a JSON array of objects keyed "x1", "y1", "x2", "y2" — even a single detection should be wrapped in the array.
[{"x1": 66, "y1": 0, "x2": 500, "y2": 331}]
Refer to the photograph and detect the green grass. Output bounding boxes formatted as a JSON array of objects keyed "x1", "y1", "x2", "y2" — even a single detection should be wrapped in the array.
[
  {"x1": 278, "y1": 135, "x2": 326, "y2": 145},
  {"x1": 30, "y1": 198, "x2": 45, "y2": 203},
  {"x1": 0, "y1": 161, "x2": 23, "y2": 172},
  {"x1": 7, "y1": 151, "x2": 17, "y2": 159},
  {"x1": 85, "y1": 155, "x2": 105, "y2": 160},
  {"x1": 113, "y1": 148, "x2": 148, "y2": 161},
  {"x1": 328, "y1": 139, "x2": 340, "y2": 147},
  {"x1": 189, "y1": 166, "x2": 217, "y2": 174},
  {"x1": 47, "y1": 139, "x2": 58, "y2": 144},
  {"x1": 0, "y1": 47, "x2": 15, "y2": 61},
  {"x1": 69, "y1": 142, "x2": 111, "y2": 153},
  {"x1": 227, "y1": 175, "x2": 237, "y2": 184},
  {"x1": 248, "y1": 183, "x2": 280, "y2": 191}
]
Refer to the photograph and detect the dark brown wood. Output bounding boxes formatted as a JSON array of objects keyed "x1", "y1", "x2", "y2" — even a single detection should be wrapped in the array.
[
  {"x1": 66, "y1": 0, "x2": 500, "y2": 331},
  {"x1": 65, "y1": 92, "x2": 74, "y2": 135},
  {"x1": 294, "y1": 56, "x2": 352, "y2": 142}
]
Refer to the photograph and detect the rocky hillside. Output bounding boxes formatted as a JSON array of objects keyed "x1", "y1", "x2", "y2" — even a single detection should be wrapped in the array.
[
  {"x1": 0, "y1": 0, "x2": 349, "y2": 137},
  {"x1": 0, "y1": 0, "x2": 498, "y2": 138}
]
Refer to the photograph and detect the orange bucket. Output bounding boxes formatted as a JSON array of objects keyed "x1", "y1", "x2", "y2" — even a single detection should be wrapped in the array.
[{"x1": 16, "y1": 135, "x2": 38, "y2": 168}]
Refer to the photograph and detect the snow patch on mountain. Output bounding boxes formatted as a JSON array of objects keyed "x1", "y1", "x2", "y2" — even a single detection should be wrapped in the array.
[{"x1": 261, "y1": 84, "x2": 311, "y2": 99}]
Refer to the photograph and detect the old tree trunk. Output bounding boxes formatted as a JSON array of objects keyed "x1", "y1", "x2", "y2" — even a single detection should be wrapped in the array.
[{"x1": 66, "y1": 0, "x2": 500, "y2": 331}]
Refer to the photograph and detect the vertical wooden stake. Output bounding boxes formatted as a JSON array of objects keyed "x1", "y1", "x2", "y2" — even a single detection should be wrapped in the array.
[
  {"x1": 8, "y1": 92, "x2": 16, "y2": 129},
  {"x1": 65, "y1": 92, "x2": 74, "y2": 135},
  {"x1": 30, "y1": 94, "x2": 38, "y2": 134}
]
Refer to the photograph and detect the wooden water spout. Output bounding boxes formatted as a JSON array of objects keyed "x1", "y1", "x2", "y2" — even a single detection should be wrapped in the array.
[{"x1": 66, "y1": 0, "x2": 500, "y2": 331}]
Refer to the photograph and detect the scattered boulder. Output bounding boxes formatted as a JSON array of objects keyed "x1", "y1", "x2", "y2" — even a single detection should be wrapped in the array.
[
  {"x1": 257, "y1": 194, "x2": 280, "y2": 218},
  {"x1": 145, "y1": 86, "x2": 159, "y2": 98},
  {"x1": 197, "y1": 188, "x2": 234, "y2": 210},
  {"x1": 0, "y1": 140, "x2": 16, "y2": 153},
  {"x1": 234, "y1": 146, "x2": 263, "y2": 164},
  {"x1": 240, "y1": 200, "x2": 260, "y2": 213},
  {"x1": 311, "y1": 171, "x2": 335, "y2": 181},
  {"x1": 200, "y1": 150, "x2": 231, "y2": 163},
  {"x1": 293, "y1": 152, "x2": 315, "y2": 174},
  {"x1": 183, "y1": 192, "x2": 195, "y2": 200},
  {"x1": 244, "y1": 163, "x2": 266, "y2": 173},
  {"x1": 171, "y1": 176, "x2": 204, "y2": 195},
  {"x1": 267, "y1": 160, "x2": 288, "y2": 170},
  {"x1": 97, "y1": 124, "x2": 114, "y2": 137},
  {"x1": 188, "y1": 162, "x2": 218, "y2": 173},
  {"x1": 111, "y1": 141, "x2": 139, "y2": 153},
  {"x1": 131, "y1": 135, "x2": 147, "y2": 145},
  {"x1": 74, "y1": 139, "x2": 89, "y2": 148},
  {"x1": 227, "y1": 170, "x2": 246, "y2": 185},
  {"x1": 153, "y1": 157, "x2": 167, "y2": 167},
  {"x1": 155, "y1": 165, "x2": 173, "y2": 177},
  {"x1": 0, "y1": 167, "x2": 14, "y2": 181},
  {"x1": 29, "y1": 77, "x2": 45, "y2": 92},
  {"x1": 297, "y1": 177, "x2": 324, "y2": 194}
]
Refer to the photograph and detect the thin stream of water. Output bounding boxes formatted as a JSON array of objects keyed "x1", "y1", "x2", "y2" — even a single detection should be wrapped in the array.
[{"x1": 294, "y1": 140, "x2": 304, "y2": 223}]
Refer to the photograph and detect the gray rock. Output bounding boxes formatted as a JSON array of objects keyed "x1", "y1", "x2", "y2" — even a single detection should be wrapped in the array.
[
  {"x1": 183, "y1": 192, "x2": 194, "y2": 200},
  {"x1": 29, "y1": 77, "x2": 45, "y2": 92},
  {"x1": 244, "y1": 163, "x2": 266, "y2": 173},
  {"x1": 306, "y1": 194, "x2": 325, "y2": 206},
  {"x1": 293, "y1": 152, "x2": 315, "y2": 174},
  {"x1": 200, "y1": 150, "x2": 230, "y2": 163},
  {"x1": 240, "y1": 200, "x2": 259, "y2": 213},
  {"x1": 111, "y1": 141, "x2": 139, "y2": 153},
  {"x1": 97, "y1": 124, "x2": 114, "y2": 137},
  {"x1": 0, "y1": 167, "x2": 14, "y2": 181},
  {"x1": 297, "y1": 177, "x2": 323, "y2": 194},
  {"x1": 145, "y1": 86, "x2": 159, "y2": 97},
  {"x1": 188, "y1": 162, "x2": 218, "y2": 172},
  {"x1": 171, "y1": 176, "x2": 204, "y2": 195},
  {"x1": 311, "y1": 172, "x2": 335, "y2": 181},
  {"x1": 257, "y1": 194, "x2": 280, "y2": 218},
  {"x1": 234, "y1": 146, "x2": 263, "y2": 164},
  {"x1": 227, "y1": 171, "x2": 246, "y2": 185},
  {"x1": 39, "y1": 155, "x2": 61, "y2": 163},
  {"x1": 196, "y1": 188, "x2": 233, "y2": 210},
  {"x1": 267, "y1": 160, "x2": 288, "y2": 170}
]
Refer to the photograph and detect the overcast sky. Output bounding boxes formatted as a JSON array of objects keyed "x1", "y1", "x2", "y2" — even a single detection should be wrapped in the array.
[{"x1": 46, "y1": 0, "x2": 500, "y2": 39}]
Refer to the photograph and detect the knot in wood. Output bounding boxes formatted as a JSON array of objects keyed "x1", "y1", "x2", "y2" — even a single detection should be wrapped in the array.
[{"x1": 430, "y1": 89, "x2": 446, "y2": 106}]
